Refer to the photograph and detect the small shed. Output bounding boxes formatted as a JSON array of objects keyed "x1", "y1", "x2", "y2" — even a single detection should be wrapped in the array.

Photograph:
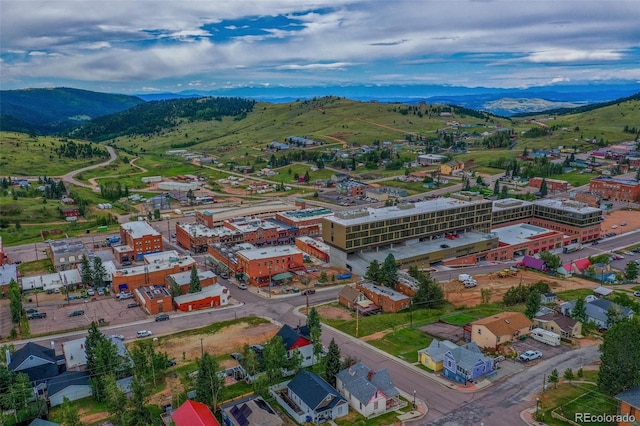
[{"x1": 594, "y1": 286, "x2": 614, "y2": 298}]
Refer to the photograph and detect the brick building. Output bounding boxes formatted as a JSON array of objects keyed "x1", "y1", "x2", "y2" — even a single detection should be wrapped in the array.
[
  {"x1": 134, "y1": 285, "x2": 173, "y2": 315},
  {"x1": 165, "y1": 269, "x2": 217, "y2": 295},
  {"x1": 173, "y1": 284, "x2": 229, "y2": 312},
  {"x1": 589, "y1": 177, "x2": 640, "y2": 202},
  {"x1": 295, "y1": 237, "x2": 330, "y2": 263},
  {"x1": 571, "y1": 191, "x2": 601, "y2": 208},
  {"x1": 120, "y1": 221, "x2": 163, "y2": 260},
  {"x1": 528, "y1": 177, "x2": 569, "y2": 192},
  {"x1": 236, "y1": 246, "x2": 304, "y2": 287},
  {"x1": 111, "y1": 251, "x2": 196, "y2": 294},
  {"x1": 355, "y1": 281, "x2": 410, "y2": 313}
]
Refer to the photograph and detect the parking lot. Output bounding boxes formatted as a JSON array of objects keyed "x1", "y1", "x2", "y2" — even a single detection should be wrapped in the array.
[
  {"x1": 12, "y1": 294, "x2": 149, "y2": 337},
  {"x1": 509, "y1": 334, "x2": 569, "y2": 362},
  {"x1": 317, "y1": 190, "x2": 379, "y2": 207}
]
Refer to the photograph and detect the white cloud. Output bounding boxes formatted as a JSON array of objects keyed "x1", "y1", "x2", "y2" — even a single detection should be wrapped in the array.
[{"x1": 526, "y1": 49, "x2": 624, "y2": 63}]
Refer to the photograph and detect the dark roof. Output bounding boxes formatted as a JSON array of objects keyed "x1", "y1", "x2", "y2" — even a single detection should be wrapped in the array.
[
  {"x1": 616, "y1": 386, "x2": 640, "y2": 408},
  {"x1": 275, "y1": 324, "x2": 311, "y2": 350},
  {"x1": 220, "y1": 395, "x2": 282, "y2": 426},
  {"x1": 288, "y1": 370, "x2": 345, "y2": 411},
  {"x1": 8, "y1": 342, "x2": 56, "y2": 371},
  {"x1": 47, "y1": 371, "x2": 90, "y2": 396},
  {"x1": 535, "y1": 312, "x2": 580, "y2": 332},
  {"x1": 522, "y1": 256, "x2": 546, "y2": 271},
  {"x1": 20, "y1": 363, "x2": 60, "y2": 384},
  {"x1": 335, "y1": 362, "x2": 399, "y2": 405},
  {"x1": 338, "y1": 285, "x2": 363, "y2": 303}
]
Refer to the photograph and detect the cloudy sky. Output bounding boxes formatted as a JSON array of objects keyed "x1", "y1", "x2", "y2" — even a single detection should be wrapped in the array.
[{"x1": 1, "y1": 1, "x2": 639, "y2": 94}]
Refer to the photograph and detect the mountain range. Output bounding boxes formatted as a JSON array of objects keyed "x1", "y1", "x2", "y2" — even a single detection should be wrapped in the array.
[{"x1": 1, "y1": 83, "x2": 639, "y2": 136}]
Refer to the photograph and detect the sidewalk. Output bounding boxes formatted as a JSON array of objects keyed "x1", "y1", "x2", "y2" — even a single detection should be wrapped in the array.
[{"x1": 520, "y1": 407, "x2": 547, "y2": 426}]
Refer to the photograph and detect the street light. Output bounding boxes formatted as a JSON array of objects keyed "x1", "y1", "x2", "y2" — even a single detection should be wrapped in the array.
[
  {"x1": 413, "y1": 390, "x2": 416, "y2": 410},
  {"x1": 536, "y1": 397, "x2": 540, "y2": 421}
]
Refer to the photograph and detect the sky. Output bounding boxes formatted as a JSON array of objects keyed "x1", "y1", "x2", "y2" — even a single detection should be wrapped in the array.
[{"x1": 1, "y1": 1, "x2": 639, "y2": 95}]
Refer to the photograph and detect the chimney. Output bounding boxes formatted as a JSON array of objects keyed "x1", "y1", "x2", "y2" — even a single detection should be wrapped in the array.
[{"x1": 367, "y1": 370, "x2": 375, "y2": 381}]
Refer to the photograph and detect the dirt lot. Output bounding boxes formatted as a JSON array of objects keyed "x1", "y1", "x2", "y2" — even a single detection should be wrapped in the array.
[
  {"x1": 157, "y1": 321, "x2": 279, "y2": 363},
  {"x1": 601, "y1": 209, "x2": 640, "y2": 236},
  {"x1": 444, "y1": 269, "x2": 599, "y2": 307}
]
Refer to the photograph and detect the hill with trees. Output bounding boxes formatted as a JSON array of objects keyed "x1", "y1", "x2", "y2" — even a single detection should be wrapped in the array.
[{"x1": 0, "y1": 87, "x2": 146, "y2": 135}]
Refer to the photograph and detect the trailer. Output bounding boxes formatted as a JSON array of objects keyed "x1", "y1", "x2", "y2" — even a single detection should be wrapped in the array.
[
  {"x1": 458, "y1": 274, "x2": 472, "y2": 282},
  {"x1": 530, "y1": 328, "x2": 561, "y2": 346}
]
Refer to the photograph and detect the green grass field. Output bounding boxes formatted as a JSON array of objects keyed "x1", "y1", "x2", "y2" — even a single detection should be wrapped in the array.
[
  {"x1": 367, "y1": 328, "x2": 434, "y2": 360},
  {"x1": 0, "y1": 132, "x2": 111, "y2": 176}
]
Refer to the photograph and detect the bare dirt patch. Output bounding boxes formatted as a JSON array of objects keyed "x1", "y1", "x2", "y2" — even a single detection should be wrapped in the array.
[
  {"x1": 444, "y1": 269, "x2": 598, "y2": 307},
  {"x1": 158, "y1": 322, "x2": 279, "y2": 362},
  {"x1": 316, "y1": 304, "x2": 353, "y2": 321},
  {"x1": 601, "y1": 209, "x2": 640, "y2": 236},
  {"x1": 79, "y1": 408, "x2": 110, "y2": 425}
]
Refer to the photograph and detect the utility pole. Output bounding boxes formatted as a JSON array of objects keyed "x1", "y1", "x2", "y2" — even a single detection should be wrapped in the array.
[{"x1": 542, "y1": 373, "x2": 546, "y2": 393}]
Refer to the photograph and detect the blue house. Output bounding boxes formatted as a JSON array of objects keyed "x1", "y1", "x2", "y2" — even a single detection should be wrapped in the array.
[{"x1": 442, "y1": 342, "x2": 494, "y2": 384}]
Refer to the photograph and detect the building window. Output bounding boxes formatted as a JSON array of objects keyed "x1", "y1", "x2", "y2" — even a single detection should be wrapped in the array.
[{"x1": 477, "y1": 329, "x2": 481, "y2": 335}]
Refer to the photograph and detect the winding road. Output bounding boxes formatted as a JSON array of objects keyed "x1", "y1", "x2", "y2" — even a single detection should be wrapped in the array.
[{"x1": 61, "y1": 145, "x2": 118, "y2": 191}]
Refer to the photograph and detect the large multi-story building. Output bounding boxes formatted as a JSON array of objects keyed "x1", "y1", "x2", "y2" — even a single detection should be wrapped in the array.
[
  {"x1": 120, "y1": 221, "x2": 163, "y2": 260},
  {"x1": 47, "y1": 240, "x2": 89, "y2": 271},
  {"x1": 195, "y1": 201, "x2": 301, "y2": 228},
  {"x1": 322, "y1": 192, "x2": 496, "y2": 273},
  {"x1": 111, "y1": 251, "x2": 196, "y2": 294},
  {"x1": 589, "y1": 177, "x2": 640, "y2": 202},
  {"x1": 236, "y1": 246, "x2": 305, "y2": 287},
  {"x1": 492, "y1": 198, "x2": 601, "y2": 243}
]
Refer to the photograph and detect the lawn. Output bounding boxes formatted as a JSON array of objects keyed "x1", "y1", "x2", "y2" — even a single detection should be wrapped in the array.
[
  {"x1": 540, "y1": 383, "x2": 618, "y2": 426},
  {"x1": 18, "y1": 259, "x2": 54, "y2": 276},
  {"x1": 320, "y1": 306, "x2": 445, "y2": 338},
  {"x1": 554, "y1": 288, "x2": 597, "y2": 302},
  {"x1": 367, "y1": 328, "x2": 433, "y2": 360},
  {"x1": 440, "y1": 313, "x2": 477, "y2": 326},
  {"x1": 333, "y1": 401, "x2": 411, "y2": 426},
  {"x1": 0, "y1": 195, "x2": 70, "y2": 224},
  {"x1": 267, "y1": 164, "x2": 336, "y2": 182}
]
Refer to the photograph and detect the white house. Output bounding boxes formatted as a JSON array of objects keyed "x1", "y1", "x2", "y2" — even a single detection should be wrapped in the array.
[
  {"x1": 274, "y1": 324, "x2": 315, "y2": 367},
  {"x1": 335, "y1": 362, "x2": 401, "y2": 418}
]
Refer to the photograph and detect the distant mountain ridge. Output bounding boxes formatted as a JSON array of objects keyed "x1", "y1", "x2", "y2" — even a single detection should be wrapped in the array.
[
  {"x1": 0, "y1": 87, "x2": 145, "y2": 134},
  {"x1": 2, "y1": 83, "x2": 639, "y2": 136}
]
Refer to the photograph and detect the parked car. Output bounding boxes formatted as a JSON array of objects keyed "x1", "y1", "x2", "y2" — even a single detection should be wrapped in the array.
[
  {"x1": 97, "y1": 287, "x2": 105, "y2": 296},
  {"x1": 155, "y1": 314, "x2": 170, "y2": 322},
  {"x1": 634, "y1": 291, "x2": 640, "y2": 297},
  {"x1": 28, "y1": 312, "x2": 47, "y2": 320},
  {"x1": 167, "y1": 359, "x2": 177, "y2": 367},
  {"x1": 68, "y1": 310, "x2": 85, "y2": 317},
  {"x1": 230, "y1": 352, "x2": 244, "y2": 361},
  {"x1": 136, "y1": 330, "x2": 152, "y2": 338},
  {"x1": 25, "y1": 308, "x2": 38, "y2": 314},
  {"x1": 237, "y1": 283, "x2": 248, "y2": 290},
  {"x1": 87, "y1": 289, "x2": 95, "y2": 296},
  {"x1": 301, "y1": 288, "x2": 316, "y2": 295},
  {"x1": 109, "y1": 334, "x2": 125, "y2": 341},
  {"x1": 117, "y1": 292, "x2": 133, "y2": 300},
  {"x1": 518, "y1": 350, "x2": 542, "y2": 361},
  {"x1": 127, "y1": 302, "x2": 140, "y2": 308}
]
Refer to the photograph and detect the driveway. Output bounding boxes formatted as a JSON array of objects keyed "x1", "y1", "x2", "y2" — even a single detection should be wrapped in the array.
[{"x1": 510, "y1": 335, "x2": 569, "y2": 363}]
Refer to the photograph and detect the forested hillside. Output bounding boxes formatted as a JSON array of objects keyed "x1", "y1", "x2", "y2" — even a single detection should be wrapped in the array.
[
  {"x1": 71, "y1": 97, "x2": 256, "y2": 142},
  {"x1": 0, "y1": 87, "x2": 145, "y2": 135}
]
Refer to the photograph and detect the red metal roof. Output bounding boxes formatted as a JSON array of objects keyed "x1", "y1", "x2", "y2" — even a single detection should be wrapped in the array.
[{"x1": 172, "y1": 400, "x2": 220, "y2": 426}]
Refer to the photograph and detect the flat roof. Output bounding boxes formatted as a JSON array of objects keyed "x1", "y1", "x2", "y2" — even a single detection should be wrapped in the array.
[
  {"x1": 359, "y1": 282, "x2": 410, "y2": 301},
  {"x1": 120, "y1": 221, "x2": 161, "y2": 238},
  {"x1": 533, "y1": 199, "x2": 601, "y2": 214},
  {"x1": 327, "y1": 197, "x2": 491, "y2": 226},
  {"x1": 237, "y1": 245, "x2": 303, "y2": 261},
  {"x1": 296, "y1": 236, "x2": 330, "y2": 252},
  {"x1": 348, "y1": 231, "x2": 496, "y2": 274},
  {"x1": 277, "y1": 208, "x2": 334, "y2": 222},
  {"x1": 200, "y1": 201, "x2": 298, "y2": 219},
  {"x1": 591, "y1": 176, "x2": 640, "y2": 186},
  {"x1": 492, "y1": 198, "x2": 533, "y2": 212},
  {"x1": 492, "y1": 223, "x2": 556, "y2": 246},
  {"x1": 168, "y1": 269, "x2": 216, "y2": 285},
  {"x1": 0, "y1": 264, "x2": 18, "y2": 286},
  {"x1": 49, "y1": 239, "x2": 88, "y2": 255},
  {"x1": 173, "y1": 284, "x2": 227, "y2": 304},
  {"x1": 179, "y1": 222, "x2": 238, "y2": 238}
]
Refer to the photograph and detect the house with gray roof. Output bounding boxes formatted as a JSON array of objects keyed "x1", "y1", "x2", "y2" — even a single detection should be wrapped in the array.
[
  {"x1": 7, "y1": 342, "x2": 64, "y2": 385},
  {"x1": 335, "y1": 362, "x2": 401, "y2": 418},
  {"x1": 616, "y1": 386, "x2": 640, "y2": 421},
  {"x1": 442, "y1": 341, "x2": 494, "y2": 384},
  {"x1": 560, "y1": 298, "x2": 634, "y2": 329},
  {"x1": 0, "y1": 263, "x2": 18, "y2": 292},
  {"x1": 417, "y1": 339, "x2": 459, "y2": 372},
  {"x1": 275, "y1": 370, "x2": 348, "y2": 424},
  {"x1": 46, "y1": 371, "x2": 92, "y2": 407},
  {"x1": 48, "y1": 240, "x2": 89, "y2": 271}
]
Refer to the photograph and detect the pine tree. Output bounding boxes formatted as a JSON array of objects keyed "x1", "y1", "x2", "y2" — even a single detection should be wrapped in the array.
[
  {"x1": 548, "y1": 369, "x2": 559, "y2": 389},
  {"x1": 625, "y1": 261, "x2": 638, "y2": 280},
  {"x1": 571, "y1": 298, "x2": 587, "y2": 323},
  {"x1": 80, "y1": 255, "x2": 93, "y2": 287},
  {"x1": 92, "y1": 256, "x2": 106, "y2": 289},
  {"x1": 188, "y1": 265, "x2": 201, "y2": 293},
  {"x1": 365, "y1": 260, "x2": 382, "y2": 283},
  {"x1": 525, "y1": 289, "x2": 541, "y2": 319},
  {"x1": 324, "y1": 338, "x2": 342, "y2": 387},
  {"x1": 195, "y1": 352, "x2": 224, "y2": 411},
  {"x1": 493, "y1": 180, "x2": 500, "y2": 195},
  {"x1": 381, "y1": 254, "x2": 398, "y2": 288},
  {"x1": 539, "y1": 178, "x2": 548, "y2": 197},
  {"x1": 307, "y1": 307, "x2": 323, "y2": 364}
]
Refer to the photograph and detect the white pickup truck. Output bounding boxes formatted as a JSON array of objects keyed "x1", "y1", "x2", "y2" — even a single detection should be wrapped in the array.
[{"x1": 458, "y1": 274, "x2": 477, "y2": 288}]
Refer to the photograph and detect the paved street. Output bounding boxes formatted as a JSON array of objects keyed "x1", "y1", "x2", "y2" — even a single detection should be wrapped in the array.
[{"x1": 11, "y1": 281, "x2": 602, "y2": 425}]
